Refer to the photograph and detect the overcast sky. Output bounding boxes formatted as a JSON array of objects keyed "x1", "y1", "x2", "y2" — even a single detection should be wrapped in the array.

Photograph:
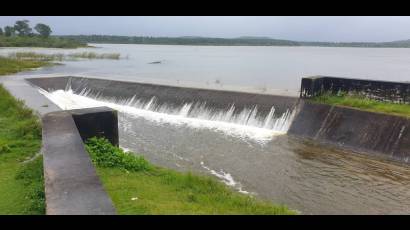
[{"x1": 2, "y1": 16, "x2": 410, "y2": 42}]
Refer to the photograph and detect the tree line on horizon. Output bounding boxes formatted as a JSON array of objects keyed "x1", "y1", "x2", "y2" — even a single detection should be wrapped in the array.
[
  {"x1": 2, "y1": 20, "x2": 410, "y2": 48},
  {"x1": 0, "y1": 20, "x2": 85, "y2": 48},
  {"x1": 0, "y1": 20, "x2": 52, "y2": 38},
  {"x1": 60, "y1": 35, "x2": 301, "y2": 46},
  {"x1": 60, "y1": 35, "x2": 410, "y2": 48}
]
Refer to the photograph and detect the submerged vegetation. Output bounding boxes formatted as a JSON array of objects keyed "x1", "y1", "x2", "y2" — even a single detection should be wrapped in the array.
[
  {"x1": 0, "y1": 84, "x2": 44, "y2": 214},
  {"x1": 6, "y1": 51, "x2": 122, "y2": 61},
  {"x1": 85, "y1": 137, "x2": 295, "y2": 215},
  {"x1": 311, "y1": 92, "x2": 410, "y2": 118},
  {"x1": 67, "y1": 52, "x2": 121, "y2": 60},
  {"x1": 0, "y1": 56, "x2": 50, "y2": 75}
]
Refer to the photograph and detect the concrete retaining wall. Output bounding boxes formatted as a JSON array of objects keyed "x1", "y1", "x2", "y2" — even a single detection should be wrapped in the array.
[
  {"x1": 27, "y1": 76, "x2": 298, "y2": 117},
  {"x1": 288, "y1": 101, "x2": 410, "y2": 163},
  {"x1": 42, "y1": 106, "x2": 117, "y2": 215},
  {"x1": 300, "y1": 76, "x2": 410, "y2": 103},
  {"x1": 70, "y1": 107, "x2": 119, "y2": 146}
]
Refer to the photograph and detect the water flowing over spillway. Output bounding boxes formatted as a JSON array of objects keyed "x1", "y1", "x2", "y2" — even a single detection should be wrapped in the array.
[
  {"x1": 33, "y1": 81, "x2": 410, "y2": 214},
  {"x1": 38, "y1": 87, "x2": 297, "y2": 142},
  {"x1": 25, "y1": 80, "x2": 410, "y2": 215}
]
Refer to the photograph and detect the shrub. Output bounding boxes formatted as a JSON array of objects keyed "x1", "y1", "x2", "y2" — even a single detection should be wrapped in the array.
[
  {"x1": 0, "y1": 35, "x2": 86, "y2": 48},
  {"x1": 85, "y1": 137, "x2": 152, "y2": 172}
]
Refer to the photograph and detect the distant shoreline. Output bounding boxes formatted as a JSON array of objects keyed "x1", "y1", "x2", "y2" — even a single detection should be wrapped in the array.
[{"x1": 59, "y1": 35, "x2": 410, "y2": 48}]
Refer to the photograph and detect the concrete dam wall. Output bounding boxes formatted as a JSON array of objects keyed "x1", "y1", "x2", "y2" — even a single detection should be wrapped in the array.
[
  {"x1": 294, "y1": 76, "x2": 410, "y2": 162},
  {"x1": 27, "y1": 76, "x2": 298, "y2": 119},
  {"x1": 300, "y1": 76, "x2": 410, "y2": 104},
  {"x1": 27, "y1": 76, "x2": 409, "y2": 163},
  {"x1": 288, "y1": 101, "x2": 410, "y2": 163}
]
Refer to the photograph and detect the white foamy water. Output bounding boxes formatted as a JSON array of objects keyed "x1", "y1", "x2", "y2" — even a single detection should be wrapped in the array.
[
  {"x1": 200, "y1": 161, "x2": 250, "y2": 194},
  {"x1": 38, "y1": 87, "x2": 296, "y2": 142}
]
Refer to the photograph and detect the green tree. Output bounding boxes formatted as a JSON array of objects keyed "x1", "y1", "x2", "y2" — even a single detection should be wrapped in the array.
[
  {"x1": 14, "y1": 20, "x2": 32, "y2": 36},
  {"x1": 34, "y1": 23, "x2": 52, "y2": 38},
  {"x1": 4, "y1": 26, "x2": 15, "y2": 37},
  {"x1": 0, "y1": 28, "x2": 3, "y2": 36}
]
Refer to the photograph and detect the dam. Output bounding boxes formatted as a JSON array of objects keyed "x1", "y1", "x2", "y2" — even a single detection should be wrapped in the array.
[{"x1": 20, "y1": 76, "x2": 410, "y2": 214}]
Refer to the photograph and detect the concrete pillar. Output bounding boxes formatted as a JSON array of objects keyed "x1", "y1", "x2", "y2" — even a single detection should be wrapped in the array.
[{"x1": 69, "y1": 107, "x2": 119, "y2": 146}]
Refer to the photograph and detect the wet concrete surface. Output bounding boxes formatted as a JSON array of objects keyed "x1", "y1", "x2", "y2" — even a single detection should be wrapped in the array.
[
  {"x1": 27, "y1": 76, "x2": 299, "y2": 117},
  {"x1": 288, "y1": 101, "x2": 410, "y2": 162}
]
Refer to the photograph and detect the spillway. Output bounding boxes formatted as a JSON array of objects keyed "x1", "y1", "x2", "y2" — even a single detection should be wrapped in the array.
[
  {"x1": 30, "y1": 76, "x2": 299, "y2": 142},
  {"x1": 26, "y1": 76, "x2": 410, "y2": 215},
  {"x1": 39, "y1": 88, "x2": 296, "y2": 142}
]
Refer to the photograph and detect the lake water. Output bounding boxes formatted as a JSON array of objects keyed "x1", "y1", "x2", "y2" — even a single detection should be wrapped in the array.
[
  {"x1": 2, "y1": 44, "x2": 410, "y2": 214},
  {"x1": 2, "y1": 44, "x2": 410, "y2": 96}
]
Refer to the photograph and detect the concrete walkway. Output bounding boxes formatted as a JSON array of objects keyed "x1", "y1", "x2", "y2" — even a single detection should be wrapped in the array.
[
  {"x1": 1, "y1": 74, "x2": 117, "y2": 215},
  {"x1": 0, "y1": 74, "x2": 61, "y2": 115},
  {"x1": 42, "y1": 109, "x2": 116, "y2": 215}
]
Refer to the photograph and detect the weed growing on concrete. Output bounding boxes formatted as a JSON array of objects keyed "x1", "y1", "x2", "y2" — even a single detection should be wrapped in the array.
[{"x1": 312, "y1": 91, "x2": 410, "y2": 118}]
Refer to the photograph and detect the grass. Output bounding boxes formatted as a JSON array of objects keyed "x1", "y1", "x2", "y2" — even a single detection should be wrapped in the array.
[
  {"x1": 8, "y1": 52, "x2": 65, "y2": 61},
  {"x1": 0, "y1": 84, "x2": 44, "y2": 214},
  {"x1": 85, "y1": 137, "x2": 295, "y2": 215},
  {"x1": 311, "y1": 92, "x2": 410, "y2": 118},
  {"x1": 6, "y1": 51, "x2": 122, "y2": 61},
  {"x1": 67, "y1": 52, "x2": 121, "y2": 60},
  {"x1": 0, "y1": 35, "x2": 86, "y2": 48},
  {"x1": 0, "y1": 56, "x2": 50, "y2": 75}
]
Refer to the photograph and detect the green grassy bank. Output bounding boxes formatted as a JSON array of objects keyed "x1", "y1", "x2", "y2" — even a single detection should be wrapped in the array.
[
  {"x1": 0, "y1": 35, "x2": 87, "y2": 48},
  {"x1": 7, "y1": 51, "x2": 122, "y2": 61},
  {"x1": 0, "y1": 57, "x2": 50, "y2": 75},
  {"x1": 311, "y1": 93, "x2": 410, "y2": 118},
  {"x1": 0, "y1": 51, "x2": 121, "y2": 76},
  {"x1": 0, "y1": 84, "x2": 44, "y2": 214},
  {"x1": 85, "y1": 137, "x2": 295, "y2": 215}
]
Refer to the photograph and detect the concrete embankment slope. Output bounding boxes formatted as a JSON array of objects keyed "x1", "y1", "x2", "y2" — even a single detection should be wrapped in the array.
[
  {"x1": 26, "y1": 76, "x2": 298, "y2": 117},
  {"x1": 288, "y1": 100, "x2": 410, "y2": 163}
]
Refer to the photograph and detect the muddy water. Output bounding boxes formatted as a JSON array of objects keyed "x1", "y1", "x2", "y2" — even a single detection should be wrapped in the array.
[{"x1": 118, "y1": 113, "x2": 410, "y2": 215}]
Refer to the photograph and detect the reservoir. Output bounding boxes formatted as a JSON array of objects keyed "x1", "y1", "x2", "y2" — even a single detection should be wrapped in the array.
[
  {"x1": 3, "y1": 44, "x2": 410, "y2": 96},
  {"x1": 2, "y1": 44, "x2": 410, "y2": 214}
]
